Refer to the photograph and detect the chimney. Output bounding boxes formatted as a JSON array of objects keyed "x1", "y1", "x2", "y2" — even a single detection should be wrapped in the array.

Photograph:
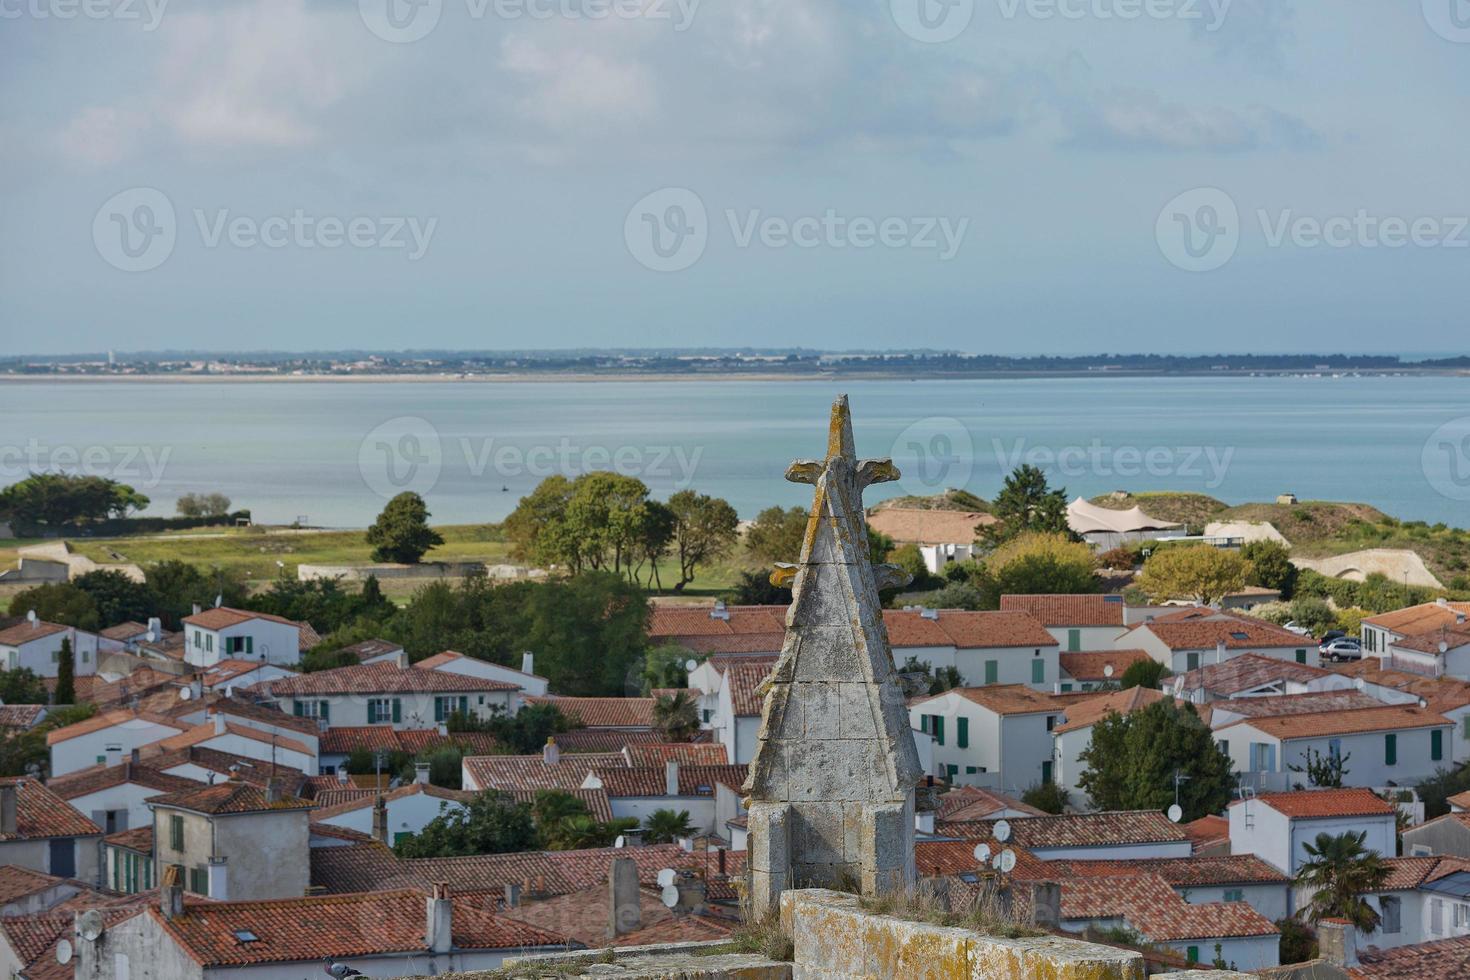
[
  {"x1": 147, "y1": 616, "x2": 162, "y2": 640},
  {"x1": 26, "y1": 610, "x2": 38, "y2": 628},
  {"x1": 192, "y1": 603, "x2": 202, "y2": 616},
  {"x1": 920, "y1": 607, "x2": 939, "y2": 620},
  {"x1": 129, "y1": 748, "x2": 141, "y2": 765},
  {"x1": 710, "y1": 600, "x2": 729, "y2": 621},
  {"x1": 1214, "y1": 640, "x2": 1226, "y2": 663},
  {"x1": 160, "y1": 864, "x2": 184, "y2": 920},
  {"x1": 1028, "y1": 882, "x2": 1060, "y2": 929},
  {"x1": 265, "y1": 777, "x2": 283, "y2": 804},
  {"x1": 521, "y1": 651, "x2": 535, "y2": 675},
  {"x1": 503, "y1": 882, "x2": 521, "y2": 909},
  {"x1": 607, "y1": 857, "x2": 641, "y2": 938},
  {"x1": 414, "y1": 763, "x2": 431, "y2": 785},
  {"x1": 337, "y1": 768, "x2": 349, "y2": 785},
  {"x1": 671, "y1": 869, "x2": 707, "y2": 915},
  {"x1": 207, "y1": 857, "x2": 229, "y2": 901},
  {"x1": 543, "y1": 737, "x2": 560, "y2": 766},
  {"x1": 105, "y1": 744, "x2": 123, "y2": 768},
  {"x1": 0, "y1": 784, "x2": 17, "y2": 836},
  {"x1": 1437, "y1": 597, "x2": 1449, "y2": 607},
  {"x1": 1318, "y1": 918, "x2": 1358, "y2": 967},
  {"x1": 213, "y1": 713, "x2": 226, "y2": 736},
  {"x1": 716, "y1": 848, "x2": 727, "y2": 876},
  {"x1": 372, "y1": 796, "x2": 389, "y2": 844},
  {"x1": 426, "y1": 882, "x2": 452, "y2": 954},
  {"x1": 620, "y1": 829, "x2": 644, "y2": 848},
  {"x1": 396, "y1": 650, "x2": 411, "y2": 669},
  {"x1": 665, "y1": 759, "x2": 680, "y2": 797}
]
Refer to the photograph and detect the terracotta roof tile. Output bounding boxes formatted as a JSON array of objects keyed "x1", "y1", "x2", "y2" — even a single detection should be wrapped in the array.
[
  {"x1": 500, "y1": 787, "x2": 614, "y2": 824},
  {"x1": 1325, "y1": 659, "x2": 1470, "y2": 713},
  {"x1": 146, "y1": 779, "x2": 314, "y2": 815},
  {"x1": 1182, "y1": 815, "x2": 1229, "y2": 852},
  {"x1": 914, "y1": 838, "x2": 1052, "y2": 883},
  {"x1": 650, "y1": 605, "x2": 1057, "y2": 651},
  {"x1": 0, "y1": 620, "x2": 68, "y2": 646},
  {"x1": 1058, "y1": 650, "x2": 1152, "y2": 682},
  {"x1": 1052, "y1": 686, "x2": 1169, "y2": 734},
  {"x1": 1172, "y1": 652, "x2": 1333, "y2": 695},
  {"x1": 590, "y1": 764, "x2": 748, "y2": 799},
  {"x1": 522, "y1": 696, "x2": 654, "y2": 728},
  {"x1": 1375, "y1": 855, "x2": 1470, "y2": 891},
  {"x1": 47, "y1": 761, "x2": 202, "y2": 801},
  {"x1": 309, "y1": 842, "x2": 420, "y2": 893},
  {"x1": 934, "y1": 786, "x2": 1045, "y2": 821},
  {"x1": 255, "y1": 661, "x2": 518, "y2": 696},
  {"x1": 937, "y1": 810, "x2": 1189, "y2": 848},
  {"x1": 1351, "y1": 934, "x2": 1470, "y2": 979},
  {"x1": 724, "y1": 661, "x2": 775, "y2": 717},
  {"x1": 912, "y1": 684, "x2": 1076, "y2": 717},
  {"x1": 309, "y1": 782, "x2": 473, "y2": 821},
  {"x1": 141, "y1": 746, "x2": 307, "y2": 790},
  {"x1": 647, "y1": 605, "x2": 789, "y2": 640},
  {"x1": 0, "y1": 704, "x2": 47, "y2": 730},
  {"x1": 0, "y1": 777, "x2": 101, "y2": 841},
  {"x1": 1128, "y1": 618, "x2": 1310, "y2": 651},
  {"x1": 0, "y1": 866, "x2": 73, "y2": 905},
  {"x1": 1448, "y1": 790, "x2": 1470, "y2": 810},
  {"x1": 1059, "y1": 873, "x2": 1278, "y2": 941},
  {"x1": 502, "y1": 885, "x2": 736, "y2": 949},
  {"x1": 152, "y1": 889, "x2": 564, "y2": 965},
  {"x1": 1232, "y1": 787, "x2": 1396, "y2": 819},
  {"x1": 154, "y1": 720, "x2": 314, "y2": 758},
  {"x1": 104, "y1": 825, "x2": 155, "y2": 852},
  {"x1": 1210, "y1": 691, "x2": 1384, "y2": 720},
  {"x1": 1218, "y1": 704, "x2": 1451, "y2": 739},
  {"x1": 549, "y1": 729, "x2": 671, "y2": 753},
  {"x1": 44, "y1": 707, "x2": 187, "y2": 746},
  {"x1": 999, "y1": 594, "x2": 1127, "y2": 627},
  {"x1": 1363, "y1": 601, "x2": 1470, "y2": 637},
  {"x1": 864, "y1": 508, "x2": 995, "y2": 545},
  {"x1": 337, "y1": 639, "x2": 404, "y2": 660},
  {"x1": 623, "y1": 743, "x2": 728, "y2": 767},
  {"x1": 1056, "y1": 854, "x2": 1288, "y2": 886},
  {"x1": 463, "y1": 752, "x2": 626, "y2": 792}
]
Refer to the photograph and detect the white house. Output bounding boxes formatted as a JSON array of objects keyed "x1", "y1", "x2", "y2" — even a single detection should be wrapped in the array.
[
  {"x1": 1361, "y1": 598, "x2": 1470, "y2": 660},
  {"x1": 413, "y1": 649, "x2": 549, "y2": 698},
  {"x1": 255, "y1": 662, "x2": 521, "y2": 730},
  {"x1": 1056, "y1": 854, "x2": 1290, "y2": 923},
  {"x1": 908, "y1": 685, "x2": 1074, "y2": 793},
  {"x1": 1050, "y1": 687, "x2": 1169, "y2": 809},
  {"x1": 311, "y1": 778, "x2": 473, "y2": 847},
  {"x1": 584, "y1": 761, "x2": 747, "y2": 835},
  {"x1": 1381, "y1": 627, "x2": 1470, "y2": 679},
  {"x1": 1219, "y1": 704, "x2": 1453, "y2": 795},
  {"x1": 169, "y1": 698, "x2": 322, "y2": 758},
  {"x1": 0, "y1": 616, "x2": 100, "y2": 677},
  {"x1": 0, "y1": 777, "x2": 103, "y2": 881},
  {"x1": 1228, "y1": 788, "x2": 1398, "y2": 877},
  {"x1": 46, "y1": 709, "x2": 189, "y2": 777},
  {"x1": 182, "y1": 606, "x2": 319, "y2": 668},
  {"x1": 1325, "y1": 661, "x2": 1470, "y2": 765},
  {"x1": 47, "y1": 758, "x2": 202, "y2": 835},
  {"x1": 1122, "y1": 612, "x2": 1317, "y2": 673},
  {"x1": 152, "y1": 715, "x2": 320, "y2": 776},
  {"x1": 998, "y1": 594, "x2": 1129, "y2": 652},
  {"x1": 198, "y1": 658, "x2": 297, "y2": 693},
  {"x1": 688, "y1": 656, "x2": 771, "y2": 765},
  {"x1": 1057, "y1": 650, "x2": 1153, "y2": 693},
  {"x1": 863, "y1": 508, "x2": 996, "y2": 575},
  {"x1": 1169, "y1": 652, "x2": 1352, "y2": 704},
  {"x1": 1351, "y1": 856, "x2": 1470, "y2": 951}
]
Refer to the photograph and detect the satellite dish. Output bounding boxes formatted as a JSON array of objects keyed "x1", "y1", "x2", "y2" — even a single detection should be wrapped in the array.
[
  {"x1": 1167, "y1": 804, "x2": 1183, "y2": 823},
  {"x1": 656, "y1": 868, "x2": 677, "y2": 888},
  {"x1": 614, "y1": 835, "x2": 626, "y2": 849},
  {"x1": 1103, "y1": 665, "x2": 1115, "y2": 678},
  {"x1": 214, "y1": 594, "x2": 223, "y2": 608},
  {"x1": 999, "y1": 849, "x2": 1016, "y2": 874},
  {"x1": 993, "y1": 820, "x2": 1011, "y2": 843},
  {"x1": 972, "y1": 843, "x2": 990, "y2": 863},
  {"x1": 56, "y1": 940, "x2": 73, "y2": 965},
  {"x1": 78, "y1": 911, "x2": 105, "y2": 942},
  {"x1": 684, "y1": 659, "x2": 698, "y2": 673},
  {"x1": 991, "y1": 853, "x2": 1004, "y2": 870},
  {"x1": 27, "y1": 610, "x2": 37, "y2": 623},
  {"x1": 661, "y1": 885, "x2": 680, "y2": 908},
  {"x1": 179, "y1": 686, "x2": 193, "y2": 701}
]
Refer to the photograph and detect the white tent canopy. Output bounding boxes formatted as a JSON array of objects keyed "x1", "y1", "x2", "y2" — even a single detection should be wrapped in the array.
[{"x1": 1067, "y1": 497, "x2": 1181, "y2": 537}]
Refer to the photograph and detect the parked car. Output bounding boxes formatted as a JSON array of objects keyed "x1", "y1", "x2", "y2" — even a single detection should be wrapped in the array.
[
  {"x1": 1283, "y1": 621, "x2": 1313, "y2": 636},
  {"x1": 1319, "y1": 629, "x2": 1347, "y2": 644},
  {"x1": 1320, "y1": 638, "x2": 1363, "y2": 662}
]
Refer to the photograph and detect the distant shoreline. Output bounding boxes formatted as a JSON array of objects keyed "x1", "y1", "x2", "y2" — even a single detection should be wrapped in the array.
[{"x1": 3, "y1": 369, "x2": 1468, "y2": 384}]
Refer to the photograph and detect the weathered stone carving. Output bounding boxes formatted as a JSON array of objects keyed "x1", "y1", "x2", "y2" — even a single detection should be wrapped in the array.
[{"x1": 743, "y1": 395, "x2": 922, "y2": 917}]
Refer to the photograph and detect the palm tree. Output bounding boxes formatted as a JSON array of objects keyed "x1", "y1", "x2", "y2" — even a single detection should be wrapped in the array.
[
  {"x1": 643, "y1": 808, "x2": 695, "y2": 844},
  {"x1": 653, "y1": 692, "x2": 701, "y2": 743},
  {"x1": 1295, "y1": 830, "x2": 1390, "y2": 931}
]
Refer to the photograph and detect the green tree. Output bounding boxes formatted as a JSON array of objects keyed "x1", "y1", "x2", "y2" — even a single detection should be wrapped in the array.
[
  {"x1": 1021, "y1": 781, "x2": 1070, "y2": 814},
  {"x1": 1286, "y1": 596, "x2": 1337, "y2": 636},
  {"x1": 1119, "y1": 659, "x2": 1168, "y2": 690},
  {"x1": 393, "y1": 791, "x2": 539, "y2": 858},
  {"x1": 666, "y1": 490, "x2": 740, "y2": 591},
  {"x1": 366, "y1": 492, "x2": 444, "y2": 564},
  {"x1": 73, "y1": 569, "x2": 157, "y2": 627},
  {"x1": 915, "y1": 581, "x2": 986, "y2": 611},
  {"x1": 522, "y1": 572, "x2": 650, "y2": 696},
  {"x1": 727, "y1": 569, "x2": 789, "y2": 605},
  {"x1": 1242, "y1": 540, "x2": 1297, "y2": 597},
  {"x1": 0, "y1": 668, "x2": 48, "y2": 705},
  {"x1": 7, "y1": 583, "x2": 99, "y2": 631},
  {"x1": 652, "y1": 692, "x2": 701, "y2": 742},
  {"x1": 53, "y1": 638, "x2": 76, "y2": 705},
  {"x1": 1077, "y1": 699, "x2": 1233, "y2": 820},
  {"x1": 0, "y1": 702, "x2": 96, "y2": 778},
  {"x1": 887, "y1": 544, "x2": 936, "y2": 593},
  {"x1": 1295, "y1": 831, "x2": 1390, "y2": 930},
  {"x1": 743, "y1": 506, "x2": 808, "y2": 565},
  {"x1": 143, "y1": 559, "x2": 248, "y2": 629},
  {"x1": 1276, "y1": 917, "x2": 1318, "y2": 965},
  {"x1": 1135, "y1": 546, "x2": 1251, "y2": 604},
  {"x1": 176, "y1": 492, "x2": 232, "y2": 518},
  {"x1": 643, "y1": 643, "x2": 702, "y2": 693},
  {"x1": 643, "y1": 808, "x2": 696, "y2": 844},
  {"x1": 1289, "y1": 747, "x2": 1349, "y2": 789},
  {"x1": 503, "y1": 475, "x2": 578, "y2": 569},
  {"x1": 0, "y1": 473, "x2": 148, "y2": 528},
  {"x1": 982, "y1": 465, "x2": 1070, "y2": 544},
  {"x1": 474, "y1": 703, "x2": 573, "y2": 755}
]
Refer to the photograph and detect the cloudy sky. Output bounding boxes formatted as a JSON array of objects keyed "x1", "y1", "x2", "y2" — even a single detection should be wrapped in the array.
[{"x1": 3, "y1": 0, "x2": 1468, "y2": 355}]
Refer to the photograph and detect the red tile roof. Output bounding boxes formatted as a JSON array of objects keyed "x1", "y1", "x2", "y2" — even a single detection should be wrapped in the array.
[
  {"x1": 463, "y1": 752, "x2": 626, "y2": 792},
  {"x1": 309, "y1": 782, "x2": 473, "y2": 821},
  {"x1": 999, "y1": 594, "x2": 1126, "y2": 627},
  {"x1": 1052, "y1": 686, "x2": 1170, "y2": 734},
  {"x1": 1326, "y1": 659, "x2": 1470, "y2": 713},
  {"x1": 0, "y1": 704, "x2": 47, "y2": 730},
  {"x1": 1058, "y1": 650, "x2": 1152, "y2": 682},
  {"x1": 154, "y1": 721, "x2": 314, "y2": 758},
  {"x1": 1448, "y1": 790, "x2": 1470, "y2": 810},
  {"x1": 1059, "y1": 873, "x2": 1278, "y2": 941},
  {"x1": 153, "y1": 890, "x2": 565, "y2": 965},
  {"x1": 724, "y1": 661, "x2": 775, "y2": 717},
  {"x1": 1055, "y1": 854, "x2": 1288, "y2": 886},
  {"x1": 502, "y1": 884, "x2": 736, "y2": 949},
  {"x1": 0, "y1": 777, "x2": 101, "y2": 841},
  {"x1": 0, "y1": 866, "x2": 73, "y2": 905},
  {"x1": 256, "y1": 661, "x2": 518, "y2": 696},
  {"x1": 44, "y1": 707, "x2": 186, "y2": 745},
  {"x1": 1128, "y1": 618, "x2": 1310, "y2": 651},
  {"x1": 1363, "y1": 601, "x2": 1470, "y2": 637},
  {"x1": 622, "y1": 743, "x2": 728, "y2": 767},
  {"x1": 0, "y1": 620, "x2": 68, "y2": 646},
  {"x1": 1209, "y1": 690, "x2": 1383, "y2": 719},
  {"x1": 864, "y1": 508, "x2": 995, "y2": 545},
  {"x1": 140, "y1": 746, "x2": 307, "y2": 790},
  {"x1": 501, "y1": 787, "x2": 614, "y2": 824},
  {"x1": 1172, "y1": 652, "x2": 1333, "y2": 695},
  {"x1": 649, "y1": 605, "x2": 1057, "y2": 651},
  {"x1": 937, "y1": 810, "x2": 1189, "y2": 849},
  {"x1": 1233, "y1": 787, "x2": 1396, "y2": 819},
  {"x1": 1351, "y1": 934, "x2": 1470, "y2": 980},
  {"x1": 522, "y1": 696, "x2": 654, "y2": 728},
  {"x1": 104, "y1": 825, "x2": 155, "y2": 853},
  {"x1": 648, "y1": 605, "x2": 789, "y2": 640},
  {"x1": 146, "y1": 779, "x2": 314, "y2": 815},
  {"x1": 1218, "y1": 704, "x2": 1451, "y2": 739},
  {"x1": 934, "y1": 786, "x2": 1045, "y2": 822},
  {"x1": 1375, "y1": 855, "x2": 1470, "y2": 891},
  {"x1": 590, "y1": 764, "x2": 748, "y2": 799},
  {"x1": 912, "y1": 684, "x2": 1074, "y2": 717},
  {"x1": 47, "y1": 761, "x2": 202, "y2": 801},
  {"x1": 1182, "y1": 815, "x2": 1230, "y2": 852}
]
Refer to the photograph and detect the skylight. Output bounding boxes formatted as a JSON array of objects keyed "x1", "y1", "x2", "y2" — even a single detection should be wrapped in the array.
[
  {"x1": 1230, "y1": 632, "x2": 1249, "y2": 640},
  {"x1": 232, "y1": 930, "x2": 259, "y2": 943}
]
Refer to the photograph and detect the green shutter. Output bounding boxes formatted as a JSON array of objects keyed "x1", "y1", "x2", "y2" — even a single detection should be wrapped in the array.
[
  {"x1": 1041, "y1": 760, "x2": 1053, "y2": 784},
  {"x1": 1296, "y1": 649, "x2": 1307, "y2": 664},
  {"x1": 984, "y1": 660, "x2": 998, "y2": 685},
  {"x1": 434, "y1": 698, "x2": 445, "y2": 722},
  {"x1": 245, "y1": 636, "x2": 253, "y2": 654},
  {"x1": 1187, "y1": 946, "x2": 1199, "y2": 963},
  {"x1": 957, "y1": 718, "x2": 969, "y2": 749},
  {"x1": 1432, "y1": 729, "x2": 1444, "y2": 762},
  {"x1": 934, "y1": 716, "x2": 945, "y2": 746},
  {"x1": 320, "y1": 701, "x2": 330, "y2": 723},
  {"x1": 392, "y1": 699, "x2": 402, "y2": 723},
  {"x1": 1067, "y1": 629, "x2": 1080, "y2": 652},
  {"x1": 293, "y1": 701, "x2": 304, "y2": 717},
  {"x1": 1032, "y1": 659, "x2": 1045, "y2": 684},
  {"x1": 946, "y1": 764, "x2": 958, "y2": 780},
  {"x1": 170, "y1": 815, "x2": 184, "y2": 850},
  {"x1": 1385, "y1": 733, "x2": 1397, "y2": 766}
]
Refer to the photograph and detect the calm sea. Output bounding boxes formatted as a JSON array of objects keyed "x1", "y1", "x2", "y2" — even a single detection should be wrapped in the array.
[{"x1": 3, "y1": 377, "x2": 1468, "y2": 528}]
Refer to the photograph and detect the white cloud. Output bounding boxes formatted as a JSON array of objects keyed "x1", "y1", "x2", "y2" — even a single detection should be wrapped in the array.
[{"x1": 55, "y1": 107, "x2": 148, "y2": 169}]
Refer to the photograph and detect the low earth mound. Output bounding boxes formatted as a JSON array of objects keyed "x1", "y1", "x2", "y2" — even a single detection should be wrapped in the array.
[
  {"x1": 1087, "y1": 491, "x2": 1228, "y2": 529},
  {"x1": 872, "y1": 489, "x2": 990, "y2": 513}
]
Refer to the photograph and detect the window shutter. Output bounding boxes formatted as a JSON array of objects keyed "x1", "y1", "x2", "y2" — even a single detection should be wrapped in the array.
[
  {"x1": 1385, "y1": 733, "x2": 1397, "y2": 766},
  {"x1": 984, "y1": 660, "x2": 998, "y2": 685},
  {"x1": 320, "y1": 701, "x2": 330, "y2": 723},
  {"x1": 1032, "y1": 660, "x2": 1045, "y2": 684},
  {"x1": 392, "y1": 699, "x2": 402, "y2": 723},
  {"x1": 293, "y1": 701, "x2": 303, "y2": 717},
  {"x1": 934, "y1": 716, "x2": 944, "y2": 746},
  {"x1": 459, "y1": 696, "x2": 468, "y2": 717},
  {"x1": 1432, "y1": 729, "x2": 1443, "y2": 762},
  {"x1": 957, "y1": 718, "x2": 969, "y2": 749}
]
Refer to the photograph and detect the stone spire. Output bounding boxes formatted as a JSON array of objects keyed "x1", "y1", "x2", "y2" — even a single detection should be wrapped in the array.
[{"x1": 743, "y1": 395, "x2": 922, "y2": 917}]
